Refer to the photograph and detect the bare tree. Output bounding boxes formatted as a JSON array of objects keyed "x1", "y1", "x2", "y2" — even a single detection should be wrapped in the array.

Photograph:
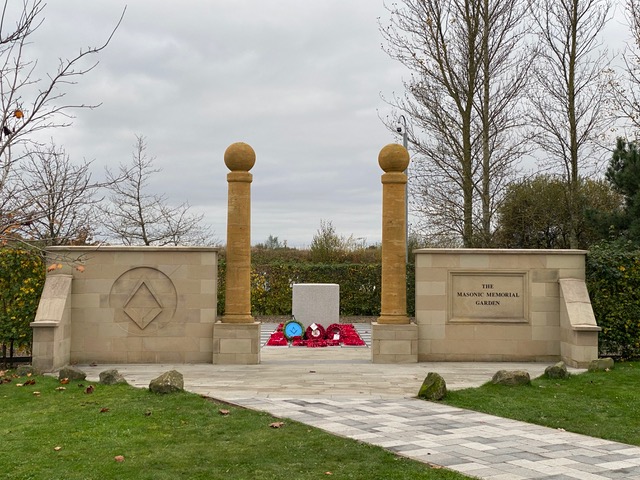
[
  {"x1": 15, "y1": 143, "x2": 101, "y2": 246},
  {"x1": 381, "y1": 0, "x2": 532, "y2": 246},
  {"x1": 475, "y1": 0, "x2": 534, "y2": 245},
  {"x1": 610, "y1": 0, "x2": 640, "y2": 134},
  {"x1": 0, "y1": 0, "x2": 124, "y2": 241},
  {"x1": 527, "y1": 0, "x2": 612, "y2": 248},
  {"x1": 100, "y1": 135, "x2": 217, "y2": 246}
]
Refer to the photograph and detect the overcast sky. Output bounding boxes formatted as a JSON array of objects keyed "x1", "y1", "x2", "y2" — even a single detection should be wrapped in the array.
[
  {"x1": 26, "y1": 1, "x2": 629, "y2": 248},
  {"x1": 24, "y1": 0, "x2": 412, "y2": 248}
]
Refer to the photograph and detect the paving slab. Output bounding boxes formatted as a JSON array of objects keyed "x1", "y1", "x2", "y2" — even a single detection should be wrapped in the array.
[{"x1": 75, "y1": 335, "x2": 640, "y2": 480}]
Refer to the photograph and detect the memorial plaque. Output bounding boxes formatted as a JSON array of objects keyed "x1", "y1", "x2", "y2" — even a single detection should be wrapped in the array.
[{"x1": 449, "y1": 272, "x2": 527, "y2": 323}]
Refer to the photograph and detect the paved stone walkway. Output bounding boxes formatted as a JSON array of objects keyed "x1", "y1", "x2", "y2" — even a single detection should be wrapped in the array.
[
  {"x1": 78, "y1": 325, "x2": 640, "y2": 479},
  {"x1": 232, "y1": 396, "x2": 640, "y2": 480}
]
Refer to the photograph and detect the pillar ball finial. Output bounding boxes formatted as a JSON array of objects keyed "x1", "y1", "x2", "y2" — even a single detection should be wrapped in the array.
[
  {"x1": 378, "y1": 143, "x2": 409, "y2": 173},
  {"x1": 224, "y1": 142, "x2": 256, "y2": 172}
]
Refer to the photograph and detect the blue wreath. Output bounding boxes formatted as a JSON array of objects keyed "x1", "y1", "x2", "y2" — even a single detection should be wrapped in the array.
[{"x1": 282, "y1": 319, "x2": 304, "y2": 340}]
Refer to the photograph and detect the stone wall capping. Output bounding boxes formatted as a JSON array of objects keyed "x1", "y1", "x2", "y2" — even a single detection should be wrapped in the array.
[
  {"x1": 30, "y1": 321, "x2": 59, "y2": 328},
  {"x1": 414, "y1": 248, "x2": 589, "y2": 255},
  {"x1": 572, "y1": 324, "x2": 602, "y2": 331},
  {"x1": 46, "y1": 245, "x2": 220, "y2": 253}
]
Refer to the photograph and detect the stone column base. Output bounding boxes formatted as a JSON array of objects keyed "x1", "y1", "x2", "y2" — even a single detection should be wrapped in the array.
[
  {"x1": 212, "y1": 321, "x2": 260, "y2": 364},
  {"x1": 371, "y1": 322, "x2": 418, "y2": 363}
]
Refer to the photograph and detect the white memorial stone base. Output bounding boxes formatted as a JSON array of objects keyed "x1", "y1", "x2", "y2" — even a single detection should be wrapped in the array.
[
  {"x1": 292, "y1": 283, "x2": 339, "y2": 328},
  {"x1": 371, "y1": 322, "x2": 418, "y2": 363},
  {"x1": 212, "y1": 322, "x2": 260, "y2": 365}
]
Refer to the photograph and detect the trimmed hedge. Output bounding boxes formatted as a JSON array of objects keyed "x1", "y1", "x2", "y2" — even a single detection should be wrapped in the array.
[
  {"x1": 218, "y1": 261, "x2": 415, "y2": 317},
  {"x1": 586, "y1": 241, "x2": 640, "y2": 359}
]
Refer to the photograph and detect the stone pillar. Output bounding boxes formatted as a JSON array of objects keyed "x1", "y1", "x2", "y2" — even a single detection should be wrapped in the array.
[
  {"x1": 221, "y1": 142, "x2": 255, "y2": 324},
  {"x1": 378, "y1": 144, "x2": 410, "y2": 324},
  {"x1": 372, "y1": 144, "x2": 417, "y2": 363},
  {"x1": 213, "y1": 142, "x2": 260, "y2": 364}
]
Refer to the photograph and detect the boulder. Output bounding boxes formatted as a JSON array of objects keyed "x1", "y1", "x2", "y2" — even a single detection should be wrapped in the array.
[
  {"x1": 99, "y1": 369, "x2": 128, "y2": 385},
  {"x1": 149, "y1": 370, "x2": 184, "y2": 394},
  {"x1": 58, "y1": 365, "x2": 86, "y2": 381},
  {"x1": 491, "y1": 370, "x2": 531, "y2": 386},
  {"x1": 545, "y1": 362, "x2": 569, "y2": 379},
  {"x1": 588, "y1": 357, "x2": 615, "y2": 372},
  {"x1": 418, "y1": 372, "x2": 447, "y2": 400},
  {"x1": 15, "y1": 365, "x2": 38, "y2": 377}
]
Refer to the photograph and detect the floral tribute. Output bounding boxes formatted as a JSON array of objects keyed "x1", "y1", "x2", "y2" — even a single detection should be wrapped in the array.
[
  {"x1": 266, "y1": 322, "x2": 366, "y2": 348},
  {"x1": 265, "y1": 328, "x2": 288, "y2": 346}
]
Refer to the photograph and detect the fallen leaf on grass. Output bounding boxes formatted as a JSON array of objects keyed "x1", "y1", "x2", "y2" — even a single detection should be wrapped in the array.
[
  {"x1": 55, "y1": 387, "x2": 66, "y2": 391},
  {"x1": 100, "y1": 407, "x2": 110, "y2": 413},
  {"x1": 85, "y1": 385, "x2": 94, "y2": 394},
  {"x1": 114, "y1": 455, "x2": 125, "y2": 463},
  {"x1": 24, "y1": 379, "x2": 36, "y2": 385},
  {"x1": 269, "y1": 422, "x2": 285, "y2": 429},
  {"x1": 53, "y1": 446, "x2": 62, "y2": 451},
  {"x1": 219, "y1": 409, "x2": 230, "y2": 416},
  {"x1": 325, "y1": 472, "x2": 333, "y2": 475},
  {"x1": 144, "y1": 410, "x2": 152, "y2": 417},
  {"x1": 60, "y1": 378, "x2": 70, "y2": 384},
  {"x1": 15, "y1": 383, "x2": 23, "y2": 387},
  {"x1": 32, "y1": 391, "x2": 41, "y2": 396},
  {"x1": 1, "y1": 377, "x2": 11, "y2": 384}
]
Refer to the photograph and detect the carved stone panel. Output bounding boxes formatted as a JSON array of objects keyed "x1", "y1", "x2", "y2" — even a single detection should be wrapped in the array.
[
  {"x1": 449, "y1": 272, "x2": 528, "y2": 323},
  {"x1": 109, "y1": 267, "x2": 178, "y2": 331}
]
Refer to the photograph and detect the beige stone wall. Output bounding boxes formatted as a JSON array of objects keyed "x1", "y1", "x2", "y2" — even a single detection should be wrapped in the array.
[
  {"x1": 415, "y1": 249, "x2": 598, "y2": 366},
  {"x1": 33, "y1": 246, "x2": 218, "y2": 367}
]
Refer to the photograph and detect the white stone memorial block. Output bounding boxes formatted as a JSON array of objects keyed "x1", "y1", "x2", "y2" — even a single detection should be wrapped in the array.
[{"x1": 292, "y1": 283, "x2": 339, "y2": 328}]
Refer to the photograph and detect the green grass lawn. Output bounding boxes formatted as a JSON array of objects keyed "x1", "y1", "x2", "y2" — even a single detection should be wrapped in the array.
[
  {"x1": 441, "y1": 361, "x2": 640, "y2": 446},
  {"x1": 1, "y1": 373, "x2": 471, "y2": 480}
]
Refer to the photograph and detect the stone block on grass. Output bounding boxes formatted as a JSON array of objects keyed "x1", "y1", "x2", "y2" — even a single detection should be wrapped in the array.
[
  {"x1": 588, "y1": 357, "x2": 614, "y2": 372},
  {"x1": 491, "y1": 370, "x2": 530, "y2": 386},
  {"x1": 15, "y1": 365, "x2": 38, "y2": 377},
  {"x1": 149, "y1": 370, "x2": 184, "y2": 394},
  {"x1": 99, "y1": 369, "x2": 128, "y2": 385},
  {"x1": 545, "y1": 362, "x2": 569, "y2": 379},
  {"x1": 58, "y1": 365, "x2": 86, "y2": 381},
  {"x1": 418, "y1": 372, "x2": 447, "y2": 400}
]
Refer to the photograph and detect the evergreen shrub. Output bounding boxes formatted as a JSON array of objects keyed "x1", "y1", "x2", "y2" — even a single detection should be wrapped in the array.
[
  {"x1": 586, "y1": 241, "x2": 640, "y2": 359},
  {"x1": 0, "y1": 247, "x2": 45, "y2": 354}
]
